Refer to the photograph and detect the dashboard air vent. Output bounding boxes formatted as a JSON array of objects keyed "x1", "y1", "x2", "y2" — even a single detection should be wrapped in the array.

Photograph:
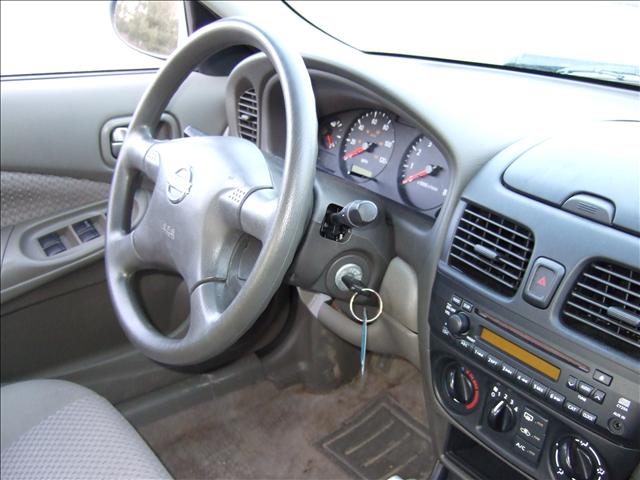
[
  {"x1": 562, "y1": 261, "x2": 640, "y2": 357},
  {"x1": 449, "y1": 204, "x2": 534, "y2": 296},
  {"x1": 237, "y1": 88, "x2": 258, "y2": 143}
]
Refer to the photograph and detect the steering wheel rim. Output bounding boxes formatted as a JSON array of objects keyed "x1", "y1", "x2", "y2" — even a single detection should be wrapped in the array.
[{"x1": 105, "y1": 17, "x2": 317, "y2": 366}]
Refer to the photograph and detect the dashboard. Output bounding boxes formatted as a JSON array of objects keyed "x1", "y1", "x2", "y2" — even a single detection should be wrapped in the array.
[
  {"x1": 316, "y1": 109, "x2": 450, "y2": 219},
  {"x1": 225, "y1": 48, "x2": 640, "y2": 480}
]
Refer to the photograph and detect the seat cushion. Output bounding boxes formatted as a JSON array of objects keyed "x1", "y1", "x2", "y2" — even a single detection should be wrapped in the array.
[{"x1": 1, "y1": 379, "x2": 170, "y2": 479}]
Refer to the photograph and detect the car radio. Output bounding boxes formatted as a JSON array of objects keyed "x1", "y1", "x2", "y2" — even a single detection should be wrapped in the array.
[{"x1": 428, "y1": 273, "x2": 640, "y2": 480}]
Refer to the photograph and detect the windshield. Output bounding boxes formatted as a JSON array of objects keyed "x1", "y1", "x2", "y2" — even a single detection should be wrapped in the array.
[{"x1": 287, "y1": 1, "x2": 640, "y2": 86}]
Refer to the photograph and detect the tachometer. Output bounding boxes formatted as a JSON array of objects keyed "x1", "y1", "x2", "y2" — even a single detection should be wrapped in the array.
[
  {"x1": 340, "y1": 110, "x2": 395, "y2": 181},
  {"x1": 398, "y1": 135, "x2": 449, "y2": 211}
]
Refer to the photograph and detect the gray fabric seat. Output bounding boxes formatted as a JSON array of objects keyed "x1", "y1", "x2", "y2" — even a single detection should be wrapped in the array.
[{"x1": 1, "y1": 379, "x2": 170, "y2": 479}]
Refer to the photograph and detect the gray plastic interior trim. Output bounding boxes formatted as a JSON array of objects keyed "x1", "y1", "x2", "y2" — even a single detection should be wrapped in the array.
[
  {"x1": 118, "y1": 354, "x2": 264, "y2": 426},
  {"x1": 380, "y1": 257, "x2": 419, "y2": 333},
  {"x1": 1, "y1": 72, "x2": 227, "y2": 182},
  {"x1": 298, "y1": 288, "x2": 420, "y2": 367},
  {"x1": 502, "y1": 121, "x2": 640, "y2": 235},
  {"x1": 0, "y1": 227, "x2": 13, "y2": 267}
]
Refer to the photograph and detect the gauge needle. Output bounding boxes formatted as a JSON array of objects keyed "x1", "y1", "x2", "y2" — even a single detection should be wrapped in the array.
[
  {"x1": 343, "y1": 142, "x2": 377, "y2": 160},
  {"x1": 402, "y1": 165, "x2": 440, "y2": 185},
  {"x1": 325, "y1": 134, "x2": 334, "y2": 148}
]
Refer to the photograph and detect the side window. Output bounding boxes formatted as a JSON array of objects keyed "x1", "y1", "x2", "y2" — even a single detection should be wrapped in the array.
[{"x1": 0, "y1": 1, "x2": 186, "y2": 76}]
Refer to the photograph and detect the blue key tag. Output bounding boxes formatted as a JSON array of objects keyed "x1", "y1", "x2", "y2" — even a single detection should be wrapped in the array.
[{"x1": 360, "y1": 308, "x2": 368, "y2": 376}]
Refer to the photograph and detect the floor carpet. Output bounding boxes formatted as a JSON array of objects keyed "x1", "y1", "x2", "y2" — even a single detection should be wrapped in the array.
[{"x1": 140, "y1": 356, "x2": 435, "y2": 480}]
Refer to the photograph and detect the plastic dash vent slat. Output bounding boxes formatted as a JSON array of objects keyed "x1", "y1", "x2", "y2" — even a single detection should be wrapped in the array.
[
  {"x1": 562, "y1": 261, "x2": 640, "y2": 357},
  {"x1": 238, "y1": 88, "x2": 258, "y2": 144},
  {"x1": 448, "y1": 204, "x2": 534, "y2": 296}
]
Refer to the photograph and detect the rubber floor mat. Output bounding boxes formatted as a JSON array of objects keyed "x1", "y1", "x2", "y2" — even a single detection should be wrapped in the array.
[{"x1": 318, "y1": 395, "x2": 433, "y2": 480}]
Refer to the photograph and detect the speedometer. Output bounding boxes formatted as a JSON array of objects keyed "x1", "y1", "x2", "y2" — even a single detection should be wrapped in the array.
[
  {"x1": 340, "y1": 110, "x2": 395, "y2": 181},
  {"x1": 398, "y1": 135, "x2": 449, "y2": 211}
]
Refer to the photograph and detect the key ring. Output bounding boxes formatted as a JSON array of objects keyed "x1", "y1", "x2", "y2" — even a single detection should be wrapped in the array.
[{"x1": 349, "y1": 288, "x2": 383, "y2": 324}]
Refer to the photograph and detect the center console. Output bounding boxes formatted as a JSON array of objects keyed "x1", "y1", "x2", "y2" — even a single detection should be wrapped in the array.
[
  {"x1": 430, "y1": 274, "x2": 638, "y2": 480},
  {"x1": 428, "y1": 123, "x2": 640, "y2": 480}
]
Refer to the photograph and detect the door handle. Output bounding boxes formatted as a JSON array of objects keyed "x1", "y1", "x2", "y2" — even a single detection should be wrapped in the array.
[
  {"x1": 99, "y1": 113, "x2": 180, "y2": 167},
  {"x1": 110, "y1": 126, "x2": 129, "y2": 157}
]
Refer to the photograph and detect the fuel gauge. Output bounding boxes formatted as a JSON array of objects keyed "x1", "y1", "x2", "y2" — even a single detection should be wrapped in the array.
[{"x1": 319, "y1": 118, "x2": 345, "y2": 151}]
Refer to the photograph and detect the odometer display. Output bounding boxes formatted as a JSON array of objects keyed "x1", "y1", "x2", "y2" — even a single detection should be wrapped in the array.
[
  {"x1": 340, "y1": 110, "x2": 395, "y2": 181},
  {"x1": 398, "y1": 135, "x2": 449, "y2": 210}
]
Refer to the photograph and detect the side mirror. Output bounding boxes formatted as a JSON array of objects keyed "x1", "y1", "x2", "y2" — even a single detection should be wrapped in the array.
[{"x1": 111, "y1": 1, "x2": 182, "y2": 59}]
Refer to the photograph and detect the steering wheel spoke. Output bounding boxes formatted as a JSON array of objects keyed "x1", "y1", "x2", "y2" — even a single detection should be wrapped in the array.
[
  {"x1": 186, "y1": 282, "x2": 224, "y2": 338},
  {"x1": 107, "y1": 230, "x2": 148, "y2": 275},
  {"x1": 238, "y1": 187, "x2": 278, "y2": 242},
  {"x1": 121, "y1": 127, "x2": 161, "y2": 182}
]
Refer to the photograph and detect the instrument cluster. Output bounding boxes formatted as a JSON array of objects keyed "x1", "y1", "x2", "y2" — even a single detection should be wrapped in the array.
[{"x1": 317, "y1": 108, "x2": 450, "y2": 218}]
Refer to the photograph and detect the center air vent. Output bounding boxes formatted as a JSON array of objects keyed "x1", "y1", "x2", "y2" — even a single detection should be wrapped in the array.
[
  {"x1": 562, "y1": 261, "x2": 640, "y2": 357},
  {"x1": 449, "y1": 204, "x2": 534, "y2": 296},
  {"x1": 237, "y1": 88, "x2": 258, "y2": 143}
]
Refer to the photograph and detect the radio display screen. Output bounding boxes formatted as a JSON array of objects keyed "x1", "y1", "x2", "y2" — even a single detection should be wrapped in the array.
[{"x1": 481, "y1": 328, "x2": 561, "y2": 381}]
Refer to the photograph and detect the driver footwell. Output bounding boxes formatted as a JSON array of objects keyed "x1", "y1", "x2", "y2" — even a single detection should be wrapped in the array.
[{"x1": 139, "y1": 356, "x2": 435, "y2": 479}]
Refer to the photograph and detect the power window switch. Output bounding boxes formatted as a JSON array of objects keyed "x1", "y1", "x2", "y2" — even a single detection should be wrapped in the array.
[
  {"x1": 73, "y1": 220, "x2": 100, "y2": 243},
  {"x1": 44, "y1": 243, "x2": 66, "y2": 256},
  {"x1": 38, "y1": 232, "x2": 66, "y2": 256}
]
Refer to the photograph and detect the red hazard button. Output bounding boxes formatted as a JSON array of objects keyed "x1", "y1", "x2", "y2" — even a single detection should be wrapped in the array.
[{"x1": 523, "y1": 258, "x2": 565, "y2": 308}]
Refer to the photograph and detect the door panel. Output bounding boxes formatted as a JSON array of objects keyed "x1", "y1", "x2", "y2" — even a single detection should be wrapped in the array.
[
  {"x1": 1, "y1": 71, "x2": 227, "y2": 181},
  {"x1": 1, "y1": 261, "x2": 189, "y2": 403},
  {"x1": 0, "y1": 70, "x2": 228, "y2": 401}
]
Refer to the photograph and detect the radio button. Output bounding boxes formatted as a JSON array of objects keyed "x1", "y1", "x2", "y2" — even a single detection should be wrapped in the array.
[
  {"x1": 581, "y1": 410, "x2": 598, "y2": 424},
  {"x1": 564, "y1": 401, "x2": 582, "y2": 416},
  {"x1": 566, "y1": 375, "x2": 579, "y2": 390},
  {"x1": 486, "y1": 355, "x2": 502, "y2": 370},
  {"x1": 472, "y1": 347, "x2": 488, "y2": 361},
  {"x1": 547, "y1": 390, "x2": 566, "y2": 408},
  {"x1": 531, "y1": 381, "x2": 548, "y2": 397},
  {"x1": 461, "y1": 300, "x2": 474, "y2": 312},
  {"x1": 500, "y1": 363, "x2": 517, "y2": 378},
  {"x1": 515, "y1": 371, "x2": 532, "y2": 387},
  {"x1": 593, "y1": 369, "x2": 612, "y2": 386},
  {"x1": 451, "y1": 295, "x2": 462, "y2": 307},
  {"x1": 591, "y1": 390, "x2": 606, "y2": 404},
  {"x1": 578, "y1": 381, "x2": 594, "y2": 397}
]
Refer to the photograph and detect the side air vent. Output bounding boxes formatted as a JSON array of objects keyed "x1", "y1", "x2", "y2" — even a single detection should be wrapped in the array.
[
  {"x1": 449, "y1": 204, "x2": 534, "y2": 296},
  {"x1": 237, "y1": 88, "x2": 258, "y2": 143},
  {"x1": 562, "y1": 261, "x2": 640, "y2": 357}
]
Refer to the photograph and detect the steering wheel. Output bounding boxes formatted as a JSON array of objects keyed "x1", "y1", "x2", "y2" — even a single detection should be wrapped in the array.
[{"x1": 105, "y1": 18, "x2": 317, "y2": 366}]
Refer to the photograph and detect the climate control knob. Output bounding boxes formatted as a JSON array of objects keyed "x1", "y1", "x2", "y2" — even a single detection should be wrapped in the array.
[
  {"x1": 447, "y1": 313, "x2": 469, "y2": 337},
  {"x1": 443, "y1": 364, "x2": 479, "y2": 410},
  {"x1": 487, "y1": 399, "x2": 515, "y2": 432},
  {"x1": 551, "y1": 436, "x2": 607, "y2": 480}
]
